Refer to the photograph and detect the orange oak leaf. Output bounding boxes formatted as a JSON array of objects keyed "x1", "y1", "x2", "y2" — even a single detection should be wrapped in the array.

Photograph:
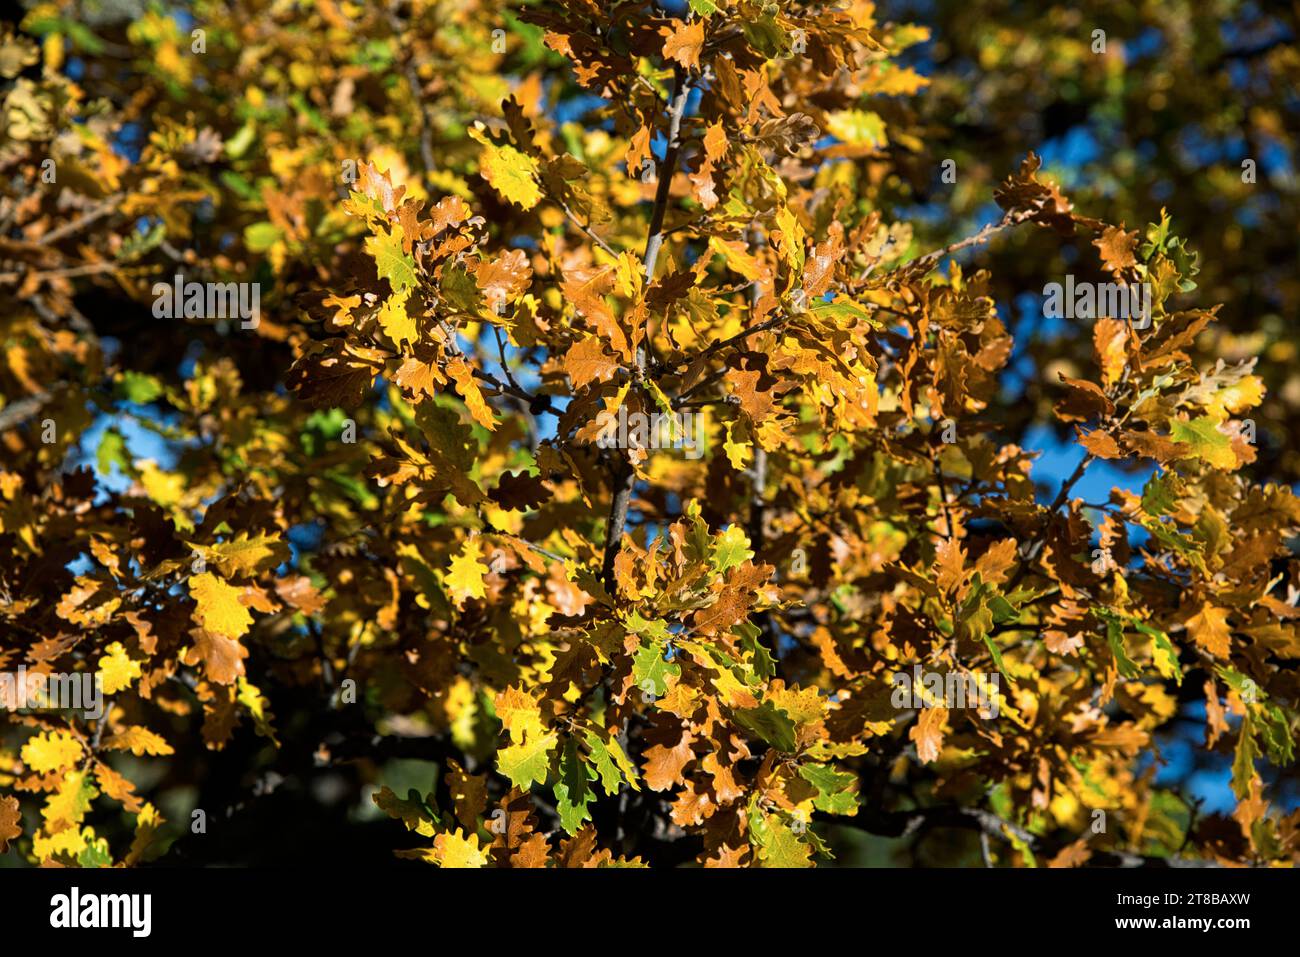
[
  {"x1": 563, "y1": 337, "x2": 619, "y2": 390},
  {"x1": 910, "y1": 706, "x2": 948, "y2": 764},
  {"x1": 1094, "y1": 224, "x2": 1139, "y2": 276},
  {"x1": 660, "y1": 19, "x2": 705, "y2": 70},
  {"x1": 0, "y1": 795, "x2": 21, "y2": 853},
  {"x1": 1186, "y1": 603, "x2": 1232, "y2": 658}
]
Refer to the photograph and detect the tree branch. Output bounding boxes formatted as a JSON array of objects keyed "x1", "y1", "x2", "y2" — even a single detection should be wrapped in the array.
[
  {"x1": 639, "y1": 65, "x2": 692, "y2": 370},
  {"x1": 602, "y1": 63, "x2": 693, "y2": 585}
]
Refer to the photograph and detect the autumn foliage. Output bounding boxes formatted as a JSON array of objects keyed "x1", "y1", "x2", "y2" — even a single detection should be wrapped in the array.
[{"x1": 1, "y1": 0, "x2": 1298, "y2": 869}]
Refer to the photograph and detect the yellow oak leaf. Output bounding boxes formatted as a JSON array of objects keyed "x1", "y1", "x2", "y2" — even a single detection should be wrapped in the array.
[
  {"x1": 1205, "y1": 375, "x2": 1266, "y2": 419},
  {"x1": 188, "y1": 532, "x2": 291, "y2": 577},
  {"x1": 189, "y1": 572, "x2": 253, "y2": 638},
  {"x1": 98, "y1": 641, "x2": 143, "y2": 694},
  {"x1": 41, "y1": 770, "x2": 98, "y2": 831},
  {"x1": 32, "y1": 825, "x2": 89, "y2": 862},
  {"x1": 825, "y1": 108, "x2": 888, "y2": 148},
  {"x1": 104, "y1": 726, "x2": 174, "y2": 757},
  {"x1": 446, "y1": 538, "x2": 489, "y2": 607},
  {"x1": 445, "y1": 357, "x2": 498, "y2": 432},
  {"x1": 469, "y1": 126, "x2": 541, "y2": 209},
  {"x1": 377, "y1": 288, "x2": 418, "y2": 349},
  {"x1": 124, "y1": 803, "x2": 163, "y2": 867},
  {"x1": 434, "y1": 828, "x2": 491, "y2": 868},
  {"x1": 494, "y1": 686, "x2": 545, "y2": 743},
  {"x1": 139, "y1": 460, "x2": 186, "y2": 507},
  {"x1": 21, "y1": 730, "x2": 83, "y2": 775},
  {"x1": 767, "y1": 686, "x2": 827, "y2": 727}
]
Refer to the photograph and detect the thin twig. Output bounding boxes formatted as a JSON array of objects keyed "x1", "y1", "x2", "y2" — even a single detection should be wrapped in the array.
[
  {"x1": 559, "y1": 201, "x2": 617, "y2": 257},
  {"x1": 38, "y1": 196, "x2": 122, "y2": 246},
  {"x1": 0, "y1": 261, "x2": 120, "y2": 284},
  {"x1": 639, "y1": 65, "x2": 692, "y2": 370},
  {"x1": 601, "y1": 63, "x2": 693, "y2": 586}
]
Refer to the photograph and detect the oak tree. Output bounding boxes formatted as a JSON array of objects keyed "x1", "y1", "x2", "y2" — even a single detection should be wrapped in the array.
[{"x1": 0, "y1": 0, "x2": 1296, "y2": 868}]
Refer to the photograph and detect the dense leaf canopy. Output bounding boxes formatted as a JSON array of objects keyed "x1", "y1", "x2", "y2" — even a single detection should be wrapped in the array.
[{"x1": 1, "y1": 0, "x2": 1297, "y2": 868}]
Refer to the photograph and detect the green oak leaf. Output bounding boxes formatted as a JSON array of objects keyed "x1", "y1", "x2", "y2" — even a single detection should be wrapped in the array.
[
  {"x1": 733, "y1": 700, "x2": 797, "y2": 753},
  {"x1": 1231, "y1": 716, "x2": 1258, "y2": 800},
  {"x1": 797, "y1": 763, "x2": 859, "y2": 815},
  {"x1": 497, "y1": 731, "x2": 557, "y2": 790},
  {"x1": 631, "y1": 640, "x2": 680, "y2": 697},
  {"x1": 1169, "y1": 416, "x2": 1235, "y2": 470},
  {"x1": 1141, "y1": 470, "x2": 1185, "y2": 518},
  {"x1": 553, "y1": 737, "x2": 597, "y2": 834},
  {"x1": 365, "y1": 224, "x2": 418, "y2": 294},
  {"x1": 711, "y1": 524, "x2": 754, "y2": 573}
]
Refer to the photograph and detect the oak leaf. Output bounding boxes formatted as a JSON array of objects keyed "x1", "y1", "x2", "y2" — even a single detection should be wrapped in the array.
[
  {"x1": 0, "y1": 796, "x2": 22, "y2": 853},
  {"x1": 1186, "y1": 603, "x2": 1232, "y2": 658},
  {"x1": 189, "y1": 572, "x2": 253, "y2": 639},
  {"x1": 446, "y1": 538, "x2": 490, "y2": 607},
  {"x1": 661, "y1": 19, "x2": 705, "y2": 69}
]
